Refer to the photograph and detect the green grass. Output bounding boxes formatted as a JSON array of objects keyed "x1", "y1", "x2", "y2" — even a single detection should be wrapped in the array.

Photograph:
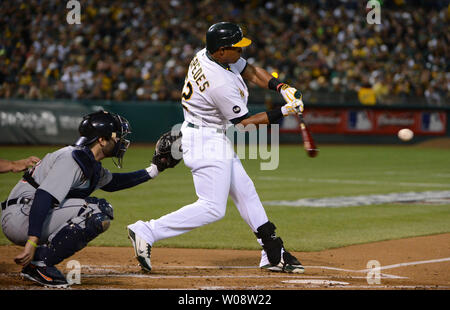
[{"x1": 1, "y1": 144, "x2": 449, "y2": 251}]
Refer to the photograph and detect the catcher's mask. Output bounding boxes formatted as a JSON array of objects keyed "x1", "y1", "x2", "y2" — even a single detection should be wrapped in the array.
[{"x1": 74, "y1": 110, "x2": 131, "y2": 168}]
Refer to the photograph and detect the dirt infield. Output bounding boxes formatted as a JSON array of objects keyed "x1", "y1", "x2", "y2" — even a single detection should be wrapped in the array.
[
  {"x1": 416, "y1": 137, "x2": 450, "y2": 148},
  {"x1": 0, "y1": 233, "x2": 449, "y2": 290}
]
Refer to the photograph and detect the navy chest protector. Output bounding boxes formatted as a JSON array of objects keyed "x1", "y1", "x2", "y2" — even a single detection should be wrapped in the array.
[{"x1": 67, "y1": 147, "x2": 102, "y2": 199}]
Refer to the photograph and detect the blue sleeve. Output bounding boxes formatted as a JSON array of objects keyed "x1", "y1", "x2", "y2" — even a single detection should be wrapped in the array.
[
  {"x1": 100, "y1": 169, "x2": 150, "y2": 192},
  {"x1": 28, "y1": 189, "x2": 58, "y2": 238}
]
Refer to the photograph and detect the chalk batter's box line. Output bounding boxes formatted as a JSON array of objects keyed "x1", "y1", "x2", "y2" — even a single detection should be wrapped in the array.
[{"x1": 78, "y1": 264, "x2": 406, "y2": 280}]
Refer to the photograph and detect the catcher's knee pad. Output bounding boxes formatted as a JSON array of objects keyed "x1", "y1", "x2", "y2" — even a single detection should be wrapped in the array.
[
  {"x1": 35, "y1": 198, "x2": 113, "y2": 266},
  {"x1": 85, "y1": 197, "x2": 114, "y2": 220},
  {"x1": 255, "y1": 221, "x2": 284, "y2": 266},
  {"x1": 77, "y1": 197, "x2": 113, "y2": 240}
]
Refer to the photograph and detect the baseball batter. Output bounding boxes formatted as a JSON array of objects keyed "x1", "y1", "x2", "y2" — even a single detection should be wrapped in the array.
[
  {"x1": 0, "y1": 110, "x2": 174, "y2": 288},
  {"x1": 128, "y1": 22, "x2": 305, "y2": 273}
]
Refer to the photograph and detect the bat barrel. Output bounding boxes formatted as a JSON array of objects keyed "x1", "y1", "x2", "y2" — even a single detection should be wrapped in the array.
[{"x1": 298, "y1": 112, "x2": 319, "y2": 158}]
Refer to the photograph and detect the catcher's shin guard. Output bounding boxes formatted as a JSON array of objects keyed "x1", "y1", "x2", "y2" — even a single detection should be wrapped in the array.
[
  {"x1": 35, "y1": 199, "x2": 113, "y2": 266},
  {"x1": 255, "y1": 221, "x2": 283, "y2": 266}
]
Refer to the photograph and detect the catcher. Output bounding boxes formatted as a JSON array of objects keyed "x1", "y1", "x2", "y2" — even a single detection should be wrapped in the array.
[{"x1": 0, "y1": 110, "x2": 180, "y2": 288}]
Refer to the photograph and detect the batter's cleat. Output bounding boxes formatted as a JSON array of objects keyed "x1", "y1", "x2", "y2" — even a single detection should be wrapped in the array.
[
  {"x1": 20, "y1": 262, "x2": 69, "y2": 288},
  {"x1": 127, "y1": 227, "x2": 152, "y2": 272},
  {"x1": 261, "y1": 251, "x2": 305, "y2": 274}
]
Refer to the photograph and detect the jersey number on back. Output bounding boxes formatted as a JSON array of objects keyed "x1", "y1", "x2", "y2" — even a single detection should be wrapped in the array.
[{"x1": 182, "y1": 81, "x2": 193, "y2": 101}]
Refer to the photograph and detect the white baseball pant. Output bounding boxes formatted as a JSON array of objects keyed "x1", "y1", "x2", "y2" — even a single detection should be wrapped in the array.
[{"x1": 129, "y1": 121, "x2": 270, "y2": 262}]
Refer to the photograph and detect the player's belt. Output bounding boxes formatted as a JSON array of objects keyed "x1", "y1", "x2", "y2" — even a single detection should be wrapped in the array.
[
  {"x1": 1, "y1": 197, "x2": 32, "y2": 210},
  {"x1": 187, "y1": 122, "x2": 226, "y2": 134}
]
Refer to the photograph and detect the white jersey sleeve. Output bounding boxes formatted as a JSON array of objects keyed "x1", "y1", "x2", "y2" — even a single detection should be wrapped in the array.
[
  {"x1": 229, "y1": 58, "x2": 247, "y2": 74},
  {"x1": 209, "y1": 81, "x2": 249, "y2": 121}
]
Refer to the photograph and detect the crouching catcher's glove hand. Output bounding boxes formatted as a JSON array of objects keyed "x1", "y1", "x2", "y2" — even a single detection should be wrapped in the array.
[{"x1": 152, "y1": 130, "x2": 183, "y2": 172}]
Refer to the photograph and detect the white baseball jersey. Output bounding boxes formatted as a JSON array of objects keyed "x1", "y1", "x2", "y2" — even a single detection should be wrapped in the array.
[{"x1": 181, "y1": 48, "x2": 249, "y2": 129}]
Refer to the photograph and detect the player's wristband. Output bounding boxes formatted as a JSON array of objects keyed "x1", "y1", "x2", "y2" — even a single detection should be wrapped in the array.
[
  {"x1": 266, "y1": 107, "x2": 283, "y2": 124},
  {"x1": 27, "y1": 239, "x2": 38, "y2": 248},
  {"x1": 268, "y1": 77, "x2": 284, "y2": 92},
  {"x1": 146, "y1": 164, "x2": 159, "y2": 179}
]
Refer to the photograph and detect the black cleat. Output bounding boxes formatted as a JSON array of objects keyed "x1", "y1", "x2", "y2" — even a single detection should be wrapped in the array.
[
  {"x1": 261, "y1": 251, "x2": 305, "y2": 274},
  {"x1": 21, "y1": 262, "x2": 69, "y2": 288}
]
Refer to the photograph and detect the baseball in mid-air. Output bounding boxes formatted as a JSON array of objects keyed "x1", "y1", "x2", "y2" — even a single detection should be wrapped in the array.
[{"x1": 398, "y1": 128, "x2": 414, "y2": 141}]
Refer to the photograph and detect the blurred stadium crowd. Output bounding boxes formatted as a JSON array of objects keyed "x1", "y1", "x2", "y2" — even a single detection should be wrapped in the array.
[{"x1": 0, "y1": 0, "x2": 448, "y2": 105}]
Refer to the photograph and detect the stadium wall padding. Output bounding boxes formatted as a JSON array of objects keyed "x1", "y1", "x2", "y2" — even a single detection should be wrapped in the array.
[
  {"x1": 0, "y1": 99, "x2": 448, "y2": 145},
  {"x1": 0, "y1": 100, "x2": 96, "y2": 145}
]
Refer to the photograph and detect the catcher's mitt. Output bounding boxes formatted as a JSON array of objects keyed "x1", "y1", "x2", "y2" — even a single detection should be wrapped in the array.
[{"x1": 152, "y1": 130, "x2": 182, "y2": 172}]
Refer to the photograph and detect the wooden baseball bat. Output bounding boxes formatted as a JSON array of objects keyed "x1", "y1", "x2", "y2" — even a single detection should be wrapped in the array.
[{"x1": 295, "y1": 91, "x2": 319, "y2": 158}]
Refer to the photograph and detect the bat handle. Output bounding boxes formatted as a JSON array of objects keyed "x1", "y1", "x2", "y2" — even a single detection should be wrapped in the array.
[{"x1": 294, "y1": 90, "x2": 304, "y2": 116}]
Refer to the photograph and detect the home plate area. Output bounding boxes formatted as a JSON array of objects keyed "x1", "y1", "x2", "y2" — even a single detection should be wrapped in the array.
[{"x1": 0, "y1": 233, "x2": 449, "y2": 290}]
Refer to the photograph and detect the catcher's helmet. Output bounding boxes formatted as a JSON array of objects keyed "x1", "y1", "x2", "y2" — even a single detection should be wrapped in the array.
[
  {"x1": 206, "y1": 22, "x2": 252, "y2": 53},
  {"x1": 74, "y1": 110, "x2": 131, "y2": 168}
]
